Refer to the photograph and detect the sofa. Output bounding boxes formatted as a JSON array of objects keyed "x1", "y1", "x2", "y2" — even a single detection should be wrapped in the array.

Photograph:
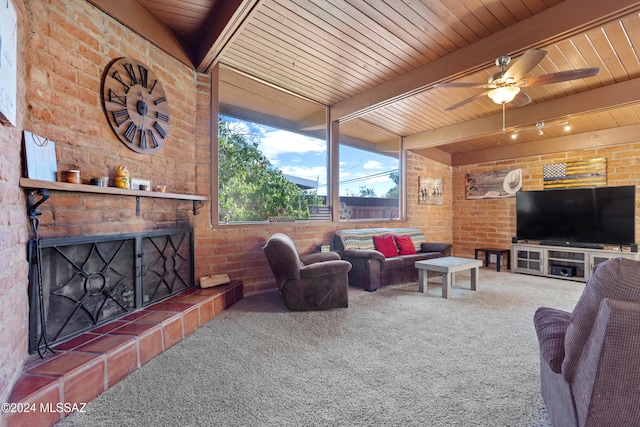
[
  {"x1": 333, "y1": 227, "x2": 452, "y2": 292},
  {"x1": 533, "y1": 257, "x2": 640, "y2": 427},
  {"x1": 263, "y1": 233, "x2": 351, "y2": 311}
]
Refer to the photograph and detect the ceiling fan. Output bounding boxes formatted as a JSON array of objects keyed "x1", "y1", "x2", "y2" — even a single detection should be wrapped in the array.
[{"x1": 434, "y1": 49, "x2": 600, "y2": 112}]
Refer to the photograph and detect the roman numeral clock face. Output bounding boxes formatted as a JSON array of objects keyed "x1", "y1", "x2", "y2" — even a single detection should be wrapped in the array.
[{"x1": 101, "y1": 58, "x2": 170, "y2": 154}]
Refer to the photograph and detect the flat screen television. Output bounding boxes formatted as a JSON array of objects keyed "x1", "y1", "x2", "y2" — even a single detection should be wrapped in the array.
[{"x1": 516, "y1": 185, "x2": 636, "y2": 247}]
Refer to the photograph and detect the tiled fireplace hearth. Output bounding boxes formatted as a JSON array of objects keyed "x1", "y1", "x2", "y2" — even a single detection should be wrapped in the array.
[{"x1": 3, "y1": 280, "x2": 243, "y2": 427}]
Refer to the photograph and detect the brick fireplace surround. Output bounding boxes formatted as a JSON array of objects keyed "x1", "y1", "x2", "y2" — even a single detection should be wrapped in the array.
[{"x1": 2, "y1": 280, "x2": 243, "y2": 427}]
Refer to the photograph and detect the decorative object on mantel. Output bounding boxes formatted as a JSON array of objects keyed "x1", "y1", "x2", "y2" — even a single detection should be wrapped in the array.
[
  {"x1": 199, "y1": 273, "x2": 231, "y2": 289},
  {"x1": 62, "y1": 170, "x2": 80, "y2": 184},
  {"x1": 131, "y1": 177, "x2": 151, "y2": 191},
  {"x1": 101, "y1": 57, "x2": 170, "y2": 154},
  {"x1": 114, "y1": 165, "x2": 130, "y2": 188},
  {"x1": 465, "y1": 168, "x2": 522, "y2": 199},
  {"x1": 22, "y1": 131, "x2": 58, "y2": 182},
  {"x1": 418, "y1": 177, "x2": 444, "y2": 205},
  {"x1": 155, "y1": 184, "x2": 166, "y2": 192},
  {"x1": 0, "y1": 0, "x2": 18, "y2": 126},
  {"x1": 543, "y1": 158, "x2": 606, "y2": 189}
]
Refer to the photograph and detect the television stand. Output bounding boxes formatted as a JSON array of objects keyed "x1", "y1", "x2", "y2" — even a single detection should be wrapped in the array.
[{"x1": 512, "y1": 243, "x2": 639, "y2": 282}]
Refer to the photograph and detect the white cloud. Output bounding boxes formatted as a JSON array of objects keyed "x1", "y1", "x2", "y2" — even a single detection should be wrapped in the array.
[
  {"x1": 258, "y1": 128, "x2": 326, "y2": 160},
  {"x1": 363, "y1": 160, "x2": 384, "y2": 169},
  {"x1": 227, "y1": 120, "x2": 250, "y2": 135},
  {"x1": 280, "y1": 165, "x2": 326, "y2": 182}
]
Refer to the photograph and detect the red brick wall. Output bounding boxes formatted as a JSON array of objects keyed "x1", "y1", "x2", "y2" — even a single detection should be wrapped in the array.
[
  {"x1": 23, "y1": 0, "x2": 200, "y2": 239},
  {"x1": 406, "y1": 151, "x2": 454, "y2": 246},
  {"x1": 0, "y1": 125, "x2": 29, "y2": 404},
  {"x1": 0, "y1": 0, "x2": 28, "y2": 406},
  {"x1": 452, "y1": 145, "x2": 640, "y2": 258}
]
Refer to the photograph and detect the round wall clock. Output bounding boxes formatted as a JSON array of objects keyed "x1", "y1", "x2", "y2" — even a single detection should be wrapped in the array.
[{"x1": 101, "y1": 57, "x2": 170, "y2": 154}]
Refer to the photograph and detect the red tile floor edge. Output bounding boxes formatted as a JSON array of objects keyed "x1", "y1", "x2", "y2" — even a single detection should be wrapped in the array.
[{"x1": 2, "y1": 280, "x2": 243, "y2": 427}]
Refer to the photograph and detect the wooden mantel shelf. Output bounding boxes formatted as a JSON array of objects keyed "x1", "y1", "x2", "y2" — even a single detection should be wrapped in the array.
[
  {"x1": 20, "y1": 178, "x2": 208, "y2": 201},
  {"x1": 20, "y1": 178, "x2": 208, "y2": 216}
]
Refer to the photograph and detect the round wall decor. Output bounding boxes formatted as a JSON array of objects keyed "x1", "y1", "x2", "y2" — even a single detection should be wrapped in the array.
[{"x1": 101, "y1": 57, "x2": 170, "y2": 154}]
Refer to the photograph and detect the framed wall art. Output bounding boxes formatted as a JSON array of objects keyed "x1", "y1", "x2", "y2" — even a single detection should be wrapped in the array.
[
  {"x1": 543, "y1": 158, "x2": 606, "y2": 189},
  {"x1": 22, "y1": 131, "x2": 58, "y2": 182},
  {"x1": 418, "y1": 177, "x2": 443, "y2": 205},
  {"x1": 465, "y1": 168, "x2": 522, "y2": 200}
]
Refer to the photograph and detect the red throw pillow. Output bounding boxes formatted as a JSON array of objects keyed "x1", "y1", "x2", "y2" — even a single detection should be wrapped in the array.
[
  {"x1": 373, "y1": 235, "x2": 398, "y2": 258},
  {"x1": 395, "y1": 235, "x2": 417, "y2": 255}
]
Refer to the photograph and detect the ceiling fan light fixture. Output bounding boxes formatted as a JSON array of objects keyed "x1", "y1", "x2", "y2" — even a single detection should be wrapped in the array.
[{"x1": 488, "y1": 86, "x2": 521, "y2": 104}]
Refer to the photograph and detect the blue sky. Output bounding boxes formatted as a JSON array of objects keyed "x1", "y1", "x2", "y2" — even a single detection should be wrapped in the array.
[{"x1": 221, "y1": 115, "x2": 398, "y2": 197}]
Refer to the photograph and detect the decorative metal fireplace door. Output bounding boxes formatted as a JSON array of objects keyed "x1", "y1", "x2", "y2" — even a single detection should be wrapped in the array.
[{"x1": 28, "y1": 229, "x2": 194, "y2": 355}]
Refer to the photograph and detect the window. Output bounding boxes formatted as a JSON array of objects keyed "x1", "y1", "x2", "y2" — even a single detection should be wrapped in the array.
[
  {"x1": 218, "y1": 115, "x2": 327, "y2": 223},
  {"x1": 338, "y1": 122, "x2": 400, "y2": 220},
  {"x1": 217, "y1": 65, "x2": 401, "y2": 223}
]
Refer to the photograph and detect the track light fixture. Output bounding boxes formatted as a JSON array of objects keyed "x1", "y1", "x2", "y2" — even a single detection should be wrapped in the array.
[{"x1": 508, "y1": 120, "x2": 572, "y2": 139}]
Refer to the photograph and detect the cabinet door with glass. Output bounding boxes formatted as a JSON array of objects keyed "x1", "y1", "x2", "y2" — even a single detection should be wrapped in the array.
[
  {"x1": 588, "y1": 252, "x2": 640, "y2": 279},
  {"x1": 513, "y1": 246, "x2": 544, "y2": 275}
]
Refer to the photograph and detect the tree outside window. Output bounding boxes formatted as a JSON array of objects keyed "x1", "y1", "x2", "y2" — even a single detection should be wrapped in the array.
[{"x1": 218, "y1": 119, "x2": 324, "y2": 223}]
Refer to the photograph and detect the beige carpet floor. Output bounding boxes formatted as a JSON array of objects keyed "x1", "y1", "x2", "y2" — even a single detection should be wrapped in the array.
[{"x1": 56, "y1": 268, "x2": 584, "y2": 426}]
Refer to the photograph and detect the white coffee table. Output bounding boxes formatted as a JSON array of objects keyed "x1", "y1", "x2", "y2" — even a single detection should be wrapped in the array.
[{"x1": 415, "y1": 256, "x2": 483, "y2": 298}]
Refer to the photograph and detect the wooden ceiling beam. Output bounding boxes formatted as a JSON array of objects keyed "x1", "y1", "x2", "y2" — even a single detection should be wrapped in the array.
[
  {"x1": 411, "y1": 147, "x2": 452, "y2": 166},
  {"x1": 404, "y1": 77, "x2": 640, "y2": 150},
  {"x1": 86, "y1": 0, "x2": 193, "y2": 66},
  {"x1": 195, "y1": 0, "x2": 263, "y2": 73},
  {"x1": 449, "y1": 123, "x2": 640, "y2": 166},
  {"x1": 330, "y1": 0, "x2": 640, "y2": 123}
]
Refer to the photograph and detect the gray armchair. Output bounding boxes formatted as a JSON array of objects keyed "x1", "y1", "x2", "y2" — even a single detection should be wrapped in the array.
[
  {"x1": 534, "y1": 257, "x2": 640, "y2": 426},
  {"x1": 263, "y1": 233, "x2": 351, "y2": 311}
]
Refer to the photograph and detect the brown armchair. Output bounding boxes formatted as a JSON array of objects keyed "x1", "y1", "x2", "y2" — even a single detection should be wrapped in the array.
[
  {"x1": 263, "y1": 233, "x2": 351, "y2": 311},
  {"x1": 533, "y1": 257, "x2": 640, "y2": 427}
]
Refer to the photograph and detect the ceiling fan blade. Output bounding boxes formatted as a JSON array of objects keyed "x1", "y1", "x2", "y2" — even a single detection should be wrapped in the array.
[
  {"x1": 511, "y1": 89, "x2": 531, "y2": 108},
  {"x1": 433, "y1": 82, "x2": 489, "y2": 89},
  {"x1": 504, "y1": 49, "x2": 547, "y2": 81},
  {"x1": 444, "y1": 91, "x2": 490, "y2": 111},
  {"x1": 521, "y1": 67, "x2": 600, "y2": 86}
]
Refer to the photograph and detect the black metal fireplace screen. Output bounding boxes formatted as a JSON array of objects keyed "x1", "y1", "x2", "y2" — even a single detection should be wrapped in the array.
[{"x1": 28, "y1": 228, "x2": 194, "y2": 355}]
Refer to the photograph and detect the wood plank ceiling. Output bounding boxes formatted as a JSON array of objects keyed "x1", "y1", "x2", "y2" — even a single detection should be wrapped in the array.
[{"x1": 88, "y1": 0, "x2": 640, "y2": 165}]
